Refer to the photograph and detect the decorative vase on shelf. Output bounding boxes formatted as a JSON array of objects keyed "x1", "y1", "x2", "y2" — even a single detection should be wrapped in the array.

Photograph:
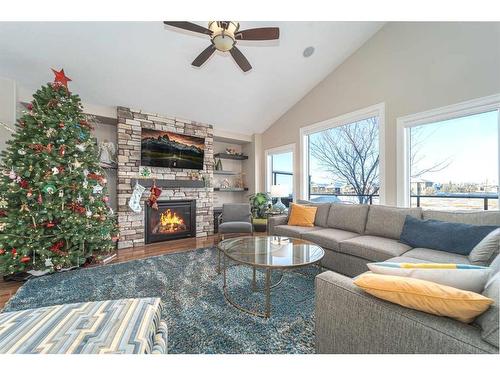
[{"x1": 215, "y1": 158, "x2": 223, "y2": 171}]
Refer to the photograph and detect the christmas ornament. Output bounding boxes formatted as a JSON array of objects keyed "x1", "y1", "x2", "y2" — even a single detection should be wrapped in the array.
[
  {"x1": 89, "y1": 196, "x2": 95, "y2": 203},
  {"x1": 75, "y1": 143, "x2": 86, "y2": 152},
  {"x1": 51, "y1": 68, "x2": 72, "y2": 89},
  {"x1": 37, "y1": 194, "x2": 43, "y2": 204},
  {"x1": 72, "y1": 159, "x2": 82, "y2": 169},
  {"x1": 18, "y1": 179, "x2": 29, "y2": 189},
  {"x1": 58, "y1": 190, "x2": 64, "y2": 198},
  {"x1": 45, "y1": 258, "x2": 53, "y2": 267},
  {"x1": 0, "y1": 223, "x2": 6, "y2": 231},
  {"x1": 20, "y1": 256, "x2": 31, "y2": 263},
  {"x1": 69, "y1": 202, "x2": 85, "y2": 214},
  {"x1": 0, "y1": 198, "x2": 8, "y2": 208},
  {"x1": 46, "y1": 128, "x2": 56, "y2": 137},
  {"x1": 52, "y1": 166, "x2": 59, "y2": 175},
  {"x1": 27, "y1": 103, "x2": 33, "y2": 110},
  {"x1": 93, "y1": 185, "x2": 103, "y2": 195},
  {"x1": 59, "y1": 145, "x2": 66, "y2": 156},
  {"x1": 0, "y1": 249, "x2": 5, "y2": 255},
  {"x1": 76, "y1": 194, "x2": 83, "y2": 203},
  {"x1": 59, "y1": 122, "x2": 65, "y2": 128},
  {"x1": 83, "y1": 179, "x2": 88, "y2": 188},
  {"x1": 27, "y1": 188, "x2": 33, "y2": 198},
  {"x1": 8, "y1": 169, "x2": 16, "y2": 180},
  {"x1": 42, "y1": 183, "x2": 57, "y2": 194},
  {"x1": 50, "y1": 241, "x2": 67, "y2": 256},
  {"x1": 147, "y1": 180, "x2": 162, "y2": 210},
  {"x1": 86, "y1": 210, "x2": 93, "y2": 218},
  {"x1": 20, "y1": 204, "x2": 30, "y2": 212},
  {"x1": 18, "y1": 149, "x2": 26, "y2": 155},
  {"x1": 45, "y1": 221, "x2": 56, "y2": 228},
  {"x1": 103, "y1": 196, "x2": 109, "y2": 203}
]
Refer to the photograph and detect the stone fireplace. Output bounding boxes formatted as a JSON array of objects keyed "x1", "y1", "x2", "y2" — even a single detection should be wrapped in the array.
[
  {"x1": 116, "y1": 107, "x2": 214, "y2": 249},
  {"x1": 145, "y1": 199, "x2": 197, "y2": 244}
]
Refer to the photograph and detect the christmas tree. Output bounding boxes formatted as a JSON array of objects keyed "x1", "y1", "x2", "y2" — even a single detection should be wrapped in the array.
[{"x1": 0, "y1": 69, "x2": 118, "y2": 277}]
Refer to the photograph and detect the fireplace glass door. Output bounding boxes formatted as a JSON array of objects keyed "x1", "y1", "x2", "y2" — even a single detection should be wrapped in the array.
[{"x1": 145, "y1": 200, "x2": 196, "y2": 244}]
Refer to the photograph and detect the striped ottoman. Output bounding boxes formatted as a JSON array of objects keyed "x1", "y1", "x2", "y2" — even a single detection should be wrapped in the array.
[{"x1": 0, "y1": 297, "x2": 167, "y2": 354}]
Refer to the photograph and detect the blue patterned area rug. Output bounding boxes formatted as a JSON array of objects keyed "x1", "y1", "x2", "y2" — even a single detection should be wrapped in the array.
[{"x1": 3, "y1": 247, "x2": 317, "y2": 354}]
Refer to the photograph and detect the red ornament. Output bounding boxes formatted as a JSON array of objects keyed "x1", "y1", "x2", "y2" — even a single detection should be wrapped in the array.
[
  {"x1": 27, "y1": 188, "x2": 33, "y2": 198},
  {"x1": 50, "y1": 241, "x2": 67, "y2": 256},
  {"x1": 27, "y1": 103, "x2": 33, "y2": 110},
  {"x1": 0, "y1": 249, "x2": 5, "y2": 255},
  {"x1": 87, "y1": 173, "x2": 105, "y2": 183},
  {"x1": 20, "y1": 256, "x2": 31, "y2": 263},
  {"x1": 51, "y1": 68, "x2": 72, "y2": 89},
  {"x1": 45, "y1": 221, "x2": 57, "y2": 228},
  {"x1": 69, "y1": 202, "x2": 86, "y2": 214},
  {"x1": 11, "y1": 248, "x2": 17, "y2": 255},
  {"x1": 18, "y1": 179, "x2": 29, "y2": 189},
  {"x1": 59, "y1": 145, "x2": 66, "y2": 156},
  {"x1": 59, "y1": 122, "x2": 65, "y2": 128},
  {"x1": 103, "y1": 196, "x2": 109, "y2": 203}
]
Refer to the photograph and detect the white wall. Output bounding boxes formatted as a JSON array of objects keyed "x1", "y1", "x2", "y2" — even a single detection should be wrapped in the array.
[
  {"x1": 261, "y1": 22, "x2": 500, "y2": 205},
  {"x1": 0, "y1": 78, "x2": 16, "y2": 151}
]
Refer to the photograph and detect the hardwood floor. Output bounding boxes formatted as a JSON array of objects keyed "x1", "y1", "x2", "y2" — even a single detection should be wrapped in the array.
[{"x1": 0, "y1": 233, "x2": 240, "y2": 310}]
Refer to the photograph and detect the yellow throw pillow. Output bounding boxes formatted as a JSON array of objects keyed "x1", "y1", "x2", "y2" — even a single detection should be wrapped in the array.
[
  {"x1": 354, "y1": 273, "x2": 494, "y2": 323},
  {"x1": 287, "y1": 203, "x2": 317, "y2": 227}
]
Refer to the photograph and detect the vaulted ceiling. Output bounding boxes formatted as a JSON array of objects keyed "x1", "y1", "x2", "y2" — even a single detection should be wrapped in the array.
[{"x1": 0, "y1": 22, "x2": 384, "y2": 134}]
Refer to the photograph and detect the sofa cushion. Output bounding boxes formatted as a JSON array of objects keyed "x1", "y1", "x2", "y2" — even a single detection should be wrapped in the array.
[
  {"x1": 365, "y1": 205, "x2": 422, "y2": 240},
  {"x1": 327, "y1": 203, "x2": 369, "y2": 234},
  {"x1": 475, "y1": 272, "x2": 499, "y2": 348},
  {"x1": 423, "y1": 210, "x2": 500, "y2": 226},
  {"x1": 273, "y1": 225, "x2": 321, "y2": 238},
  {"x1": 219, "y1": 221, "x2": 253, "y2": 234},
  {"x1": 302, "y1": 228, "x2": 359, "y2": 251},
  {"x1": 297, "y1": 200, "x2": 331, "y2": 227},
  {"x1": 404, "y1": 248, "x2": 471, "y2": 264},
  {"x1": 338, "y1": 235, "x2": 412, "y2": 262},
  {"x1": 399, "y1": 216, "x2": 497, "y2": 255}
]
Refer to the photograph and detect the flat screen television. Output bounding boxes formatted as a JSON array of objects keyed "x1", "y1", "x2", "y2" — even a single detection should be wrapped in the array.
[{"x1": 141, "y1": 129, "x2": 205, "y2": 170}]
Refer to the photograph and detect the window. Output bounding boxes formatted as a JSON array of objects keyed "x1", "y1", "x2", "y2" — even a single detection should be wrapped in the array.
[
  {"x1": 397, "y1": 95, "x2": 500, "y2": 210},
  {"x1": 301, "y1": 104, "x2": 385, "y2": 204},
  {"x1": 265, "y1": 145, "x2": 295, "y2": 203}
]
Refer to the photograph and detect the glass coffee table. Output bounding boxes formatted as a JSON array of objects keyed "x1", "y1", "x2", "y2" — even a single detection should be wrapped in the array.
[{"x1": 218, "y1": 236, "x2": 325, "y2": 318}]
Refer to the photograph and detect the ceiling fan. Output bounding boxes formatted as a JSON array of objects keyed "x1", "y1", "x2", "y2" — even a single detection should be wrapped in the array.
[{"x1": 163, "y1": 21, "x2": 280, "y2": 72}]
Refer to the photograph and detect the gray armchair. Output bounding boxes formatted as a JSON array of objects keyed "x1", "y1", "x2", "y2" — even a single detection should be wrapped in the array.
[{"x1": 217, "y1": 203, "x2": 253, "y2": 273}]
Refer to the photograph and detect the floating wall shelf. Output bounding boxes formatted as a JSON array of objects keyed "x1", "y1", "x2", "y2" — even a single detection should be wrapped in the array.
[
  {"x1": 213, "y1": 170, "x2": 239, "y2": 175},
  {"x1": 214, "y1": 187, "x2": 249, "y2": 192},
  {"x1": 214, "y1": 153, "x2": 248, "y2": 160}
]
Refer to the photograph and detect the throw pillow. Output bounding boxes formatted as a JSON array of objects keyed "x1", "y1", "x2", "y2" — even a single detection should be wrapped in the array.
[
  {"x1": 399, "y1": 215, "x2": 498, "y2": 255},
  {"x1": 287, "y1": 203, "x2": 317, "y2": 227},
  {"x1": 367, "y1": 262, "x2": 491, "y2": 293},
  {"x1": 469, "y1": 228, "x2": 500, "y2": 266},
  {"x1": 354, "y1": 273, "x2": 494, "y2": 323}
]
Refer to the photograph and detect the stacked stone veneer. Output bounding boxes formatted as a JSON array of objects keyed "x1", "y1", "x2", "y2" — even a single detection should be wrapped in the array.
[{"x1": 116, "y1": 106, "x2": 214, "y2": 249}]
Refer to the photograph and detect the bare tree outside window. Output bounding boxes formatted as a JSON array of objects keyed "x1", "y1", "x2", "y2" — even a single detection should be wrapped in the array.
[{"x1": 309, "y1": 117, "x2": 379, "y2": 204}]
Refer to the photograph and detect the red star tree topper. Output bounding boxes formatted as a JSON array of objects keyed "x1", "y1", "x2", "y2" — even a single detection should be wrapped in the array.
[{"x1": 51, "y1": 68, "x2": 72, "y2": 89}]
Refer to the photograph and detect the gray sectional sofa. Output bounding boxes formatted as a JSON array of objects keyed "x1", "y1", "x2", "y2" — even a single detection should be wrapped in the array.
[{"x1": 268, "y1": 203, "x2": 500, "y2": 354}]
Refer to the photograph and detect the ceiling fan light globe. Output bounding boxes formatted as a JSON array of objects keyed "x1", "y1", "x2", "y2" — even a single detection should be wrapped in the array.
[{"x1": 212, "y1": 35, "x2": 235, "y2": 52}]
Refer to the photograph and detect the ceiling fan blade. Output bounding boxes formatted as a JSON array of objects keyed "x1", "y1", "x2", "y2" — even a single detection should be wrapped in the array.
[
  {"x1": 235, "y1": 27, "x2": 280, "y2": 41},
  {"x1": 229, "y1": 46, "x2": 252, "y2": 72},
  {"x1": 192, "y1": 44, "x2": 216, "y2": 67},
  {"x1": 163, "y1": 21, "x2": 212, "y2": 35}
]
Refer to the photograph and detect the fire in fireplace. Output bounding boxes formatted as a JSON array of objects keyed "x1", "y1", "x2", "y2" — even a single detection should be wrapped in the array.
[{"x1": 145, "y1": 200, "x2": 196, "y2": 244}]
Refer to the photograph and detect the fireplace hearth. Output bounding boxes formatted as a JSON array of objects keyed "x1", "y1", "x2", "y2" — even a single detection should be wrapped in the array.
[{"x1": 145, "y1": 200, "x2": 196, "y2": 244}]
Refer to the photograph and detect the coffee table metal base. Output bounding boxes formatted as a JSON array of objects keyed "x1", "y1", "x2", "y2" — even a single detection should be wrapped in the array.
[{"x1": 222, "y1": 252, "x2": 283, "y2": 318}]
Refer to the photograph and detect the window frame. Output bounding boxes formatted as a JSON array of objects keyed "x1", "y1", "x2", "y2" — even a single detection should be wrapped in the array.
[
  {"x1": 264, "y1": 143, "x2": 296, "y2": 201},
  {"x1": 396, "y1": 93, "x2": 500, "y2": 208},
  {"x1": 299, "y1": 103, "x2": 386, "y2": 204}
]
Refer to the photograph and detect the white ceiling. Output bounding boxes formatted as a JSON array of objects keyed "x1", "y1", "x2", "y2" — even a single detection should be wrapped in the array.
[{"x1": 0, "y1": 22, "x2": 384, "y2": 135}]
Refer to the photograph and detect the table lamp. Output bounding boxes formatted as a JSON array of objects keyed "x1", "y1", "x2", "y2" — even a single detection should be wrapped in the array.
[{"x1": 270, "y1": 184, "x2": 288, "y2": 213}]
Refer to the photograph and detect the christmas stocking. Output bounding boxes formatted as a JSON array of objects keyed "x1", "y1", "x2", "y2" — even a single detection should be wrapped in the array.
[{"x1": 128, "y1": 182, "x2": 145, "y2": 213}]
